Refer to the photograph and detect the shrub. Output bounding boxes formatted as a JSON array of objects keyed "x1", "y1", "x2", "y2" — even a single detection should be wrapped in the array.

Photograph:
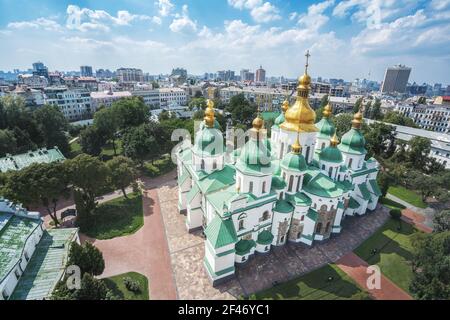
[
  {"x1": 390, "y1": 209, "x2": 402, "y2": 220},
  {"x1": 123, "y1": 277, "x2": 141, "y2": 293}
]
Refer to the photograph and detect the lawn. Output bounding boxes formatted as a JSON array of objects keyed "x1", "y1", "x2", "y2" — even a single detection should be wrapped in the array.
[
  {"x1": 81, "y1": 192, "x2": 144, "y2": 240},
  {"x1": 69, "y1": 140, "x2": 82, "y2": 158},
  {"x1": 247, "y1": 264, "x2": 371, "y2": 300},
  {"x1": 103, "y1": 272, "x2": 149, "y2": 300},
  {"x1": 143, "y1": 154, "x2": 176, "y2": 177},
  {"x1": 380, "y1": 197, "x2": 406, "y2": 210},
  {"x1": 101, "y1": 140, "x2": 124, "y2": 157},
  {"x1": 354, "y1": 218, "x2": 421, "y2": 294},
  {"x1": 388, "y1": 185, "x2": 427, "y2": 209}
]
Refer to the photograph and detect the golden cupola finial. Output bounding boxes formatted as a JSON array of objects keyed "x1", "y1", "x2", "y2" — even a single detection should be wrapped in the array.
[
  {"x1": 281, "y1": 50, "x2": 317, "y2": 133},
  {"x1": 281, "y1": 98, "x2": 289, "y2": 113},
  {"x1": 323, "y1": 102, "x2": 332, "y2": 118},
  {"x1": 291, "y1": 132, "x2": 302, "y2": 154},
  {"x1": 204, "y1": 99, "x2": 215, "y2": 128},
  {"x1": 252, "y1": 103, "x2": 264, "y2": 131},
  {"x1": 330, "y1": 131, "x2": 339, "y2": 147},
  {"x1": 352, "y1": 108, "x2": 363, "y2": 129}
]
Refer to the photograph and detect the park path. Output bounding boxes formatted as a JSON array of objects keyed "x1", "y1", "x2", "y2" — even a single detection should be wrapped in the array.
[
  {"x1": 80, "y1": 188, "x2": 177, "y2": 300},
  {"x1": 386, "y1": 193, "x2": 433, "y2": 233},
  {"x1": 336, "y1": 252, "x2": 412, "y2": 300}
]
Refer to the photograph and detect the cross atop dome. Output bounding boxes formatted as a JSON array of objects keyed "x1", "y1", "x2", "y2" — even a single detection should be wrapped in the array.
[{"x1": 305, "y1": 50, "x2": 311, "y2": 74}]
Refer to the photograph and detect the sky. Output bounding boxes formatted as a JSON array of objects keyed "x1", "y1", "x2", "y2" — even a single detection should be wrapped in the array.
[{"x1": 0, "y1": 0, "x2": 449, "y2": 84}]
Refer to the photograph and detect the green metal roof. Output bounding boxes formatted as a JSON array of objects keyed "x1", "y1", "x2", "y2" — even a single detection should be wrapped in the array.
[
  {"x1": 204, "y1": 216, "x2": 238, "y2": 249},
  {"x1": 11, "y1": 228, "x2": 78, "y2": 300},
  {"x1": 336, "y1": 180, "x2": 354, "y2": 192},
  {"x1": 306, "y1": 208, "x2": 318, "y2": 221},
  {"x1": 235, "y1": 239, "x2": 256, "y2": 255},
  {"x1": 261, "y1": 111, "x2": 280, "y2": 121},
  {"x1": 271, "y1": 175, "x2": 286, "y2": 190},
  {"x1": 358, "y1": 183, "x2": 371, "y2": 201},
  {"x1": 186, "y1": 184, "x2": 200, "y2": 203},
  {"x1": 197, "y1": 165, "x2": 236, "y2": 194},
  {"x1": 351, "y1": 167, "x2": 379, "y2": 178},
  {"x1": 0, "y1": 148, "x2": 66, "y2": 173},
  {"x1": 257, "y1": 230, "x2": 274, "y2": 245},
  {"x1": 286, "y1": 192, "x2": 312, "y2": 207},
  {"x1": 177, "y1": 171, "x2": 190, "y2": 186},
  {"x1": 273, "y1": 200, "x2": 294, "y2": 214},
  {"x1": 236, "y1": 137, "x2": 272, "y2": 175},
  {"x1": 0, "y1": 214, "x2": 42, "y2": 284},
  {"x1": 348, "y1": 197, "x2": 360, "y2": 209},
  {"x1": 303, "y1": 172, "x2": 344, "y2": 198},
  {"x1": 369, "y1": 179, "x2": 383, "y2": 197},
  {"x1": 273, "y1": 112, "x2": 285, "y2": 126},
  {"x1": 281, "y1": 152, "x2": 307, "y2": 172},
  {"x1": 193, "y1": 127, "x2": 224, "y2": 156},
  {"x1": 338, "y1": 128, "x2": 367, "y2": 155},
  {"x1": 319, "y1": 146, "x2": 343, "y2": 163},
  {"x1": 316, "y1": 117, "x2": 335, "y2": 139}
]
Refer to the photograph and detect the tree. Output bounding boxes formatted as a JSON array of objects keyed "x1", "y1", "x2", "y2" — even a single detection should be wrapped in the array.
[
  {"x1": 122, "y1": 124, "x2": 159, "y2": 165},
  {"x1": 110, "y1": 97, "x2": 150, "y2": 130},
  {"x1": 52, "y1": 273, "x2": 114, "y2": 300},
  {"x1": 353, "y1": 97, "x2": 363, "y2": 113},
  {"x1": 334, "y1": 113, "x2": 354, "y2": 137},
  {"x1": 94, "y1": 107, "x2": 119, "y2": 156},
  {"x1": 390, "y1": 209, "x2": 402, "y2": 220},
  {"x1": 434, "y1": 210, "x2": 450, "y2": 232},
  {"x1": 33, "y1": 104, "x2": 70, "y2": 155},
  {"x1": 370, "y1": 99, "x2": 382, "y2": 120},
  {"x1": 79, "y1": 126, "x2": 105, "y2": 156},
  {"x1": 226, "y1": 94, "x2": 257, "y2": 127},
  {"x1": 0, "y1": 129, "x2": 17, "y2": 157},
  {"x1": 315, "y1": 95, "x2": 329, "y2": 122},
  {"x1": 377, "y1": 170, "x2": 395, "y2": 197},
  {"x1": 1, "y1": 162, "x2": 70, "y2": 226},
  {"x1": 106, "y1": 156, "x2": 137, "y2": 199},
  {"x1": 67, "y1": 154, "x2": 110, "y2": 226},
  {"x1": 188, "y1": 97, "x2": 207, "y2": 111},
  {"x1": 364, "y1": 122, "x2": 396, "y2": 159},
  {"x1": 363, "y1": 100, "x2": 372, "y2": 118},
  {"x1": 410, "y1": 231, "x2": 450, "y2": 300},
  {"x1": 418, "y1": 96, "x2": 427, "y2": 104},
  {"x1": 383, "y1": 111, "x2": 418, "y2": 128},
  {"x1": 407, "y1": 137, "x2": 432, "y2": 169},
  {"x1": 68, "y1": 242, "x2": 105, "y2": 276}
]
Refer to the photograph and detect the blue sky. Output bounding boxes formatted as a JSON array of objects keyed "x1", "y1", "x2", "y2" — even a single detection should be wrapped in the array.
[{"x1": 0, "y1": 0, "x2": 449, "y2": 83}]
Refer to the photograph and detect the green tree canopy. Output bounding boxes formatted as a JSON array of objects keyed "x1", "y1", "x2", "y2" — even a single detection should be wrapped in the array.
[
  {"x1": 106, "y1": 156, "x2": 137, "y2": 199},
  {"x1": 383, "y1": 111, "x2": 418, "y2": 128},
  {"x1": 122, "y1": 124, "x2": 159, "y2": 165},
  {"x1": 79, "y1": 125, "x2": 105, "y2": 156},
  {"x1": 226, "y1": 94, "x2": 257, "y2": 128},
  {"x1": 110, "y1": 97, "x2": 150, "y2": 130},
  {"x1": 68, "y1": 242, "x2": 105, "y2": 276}
]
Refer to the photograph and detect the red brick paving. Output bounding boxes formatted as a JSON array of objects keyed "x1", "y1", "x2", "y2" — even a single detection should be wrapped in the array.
[
  {"x1": 401, "y1": 209, "x2": 433, "y2": 233},
  {"x1": 80, "y1": 189, "x2": 177, "y2": 300},
  {"x1": 336, "y1": 253, "x2": 412, "y2": 300}
]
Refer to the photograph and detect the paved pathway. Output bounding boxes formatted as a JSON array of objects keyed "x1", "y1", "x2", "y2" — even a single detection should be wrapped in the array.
[
  {"x1": 386, "y1": 193, "x2": 434, "y2": 233},
  {"x1": 336, "y1": 252, "x2": 412, "y2": 300},
  {"x1": 80, "y1": 188, "x2": 177, "y2": 300}
]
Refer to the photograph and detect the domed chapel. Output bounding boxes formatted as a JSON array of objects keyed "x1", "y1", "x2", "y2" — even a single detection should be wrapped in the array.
[{"x1": 176, "y1": 52, "x2": 382, "y2": 285}]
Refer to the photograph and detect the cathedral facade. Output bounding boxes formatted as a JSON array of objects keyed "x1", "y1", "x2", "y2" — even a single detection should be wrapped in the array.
[{"x1": 176, "y1": 58, "x2": 382, "y2": 285}]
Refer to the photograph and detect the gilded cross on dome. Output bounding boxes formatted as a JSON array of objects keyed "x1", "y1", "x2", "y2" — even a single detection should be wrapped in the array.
[{"x1": 305, "y1": 50, "x2": 311, "y2": 74}]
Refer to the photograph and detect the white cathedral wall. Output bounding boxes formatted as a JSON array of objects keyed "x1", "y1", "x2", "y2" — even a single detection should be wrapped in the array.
[
  {"x1": 276, "y1": 130, "x2": 317, "y2": 163},
  {"x1": 318, "y1": 160, "x2": 341, "y2": 180},
  {"x1": 342, "y1": 153, "x2": 366, "y2": 171},
  {"x1": 281, "y1": 169, "x2": 304, "y2": 194},
  {"x1": 233, "y1": 202, "x2": 274, "y2": 240},
  {"x1": 271, "y1": 211, "x2": 292, "y2": 246},
  {"x1": 192, "y1": 153, "x2": 224, "y2": 174},
  {"x1": 236, "y1": 170, "x2": 272, "y2": 198},
  {"x1": 205, "y1": 241, "x2": 235, "y2": 277},
  {"x1": 315, "y1": 137, "x2": 330, "y2": 152},
  {"x1": 306, "y1": 193, "x2": 340, "y2": 212}
]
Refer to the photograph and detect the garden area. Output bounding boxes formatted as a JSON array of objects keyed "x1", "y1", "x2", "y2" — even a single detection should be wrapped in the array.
[
  {"x1": 247, "y1": 264, "x2": 370, "y2": 300},
  {"x1": 380, "y1": 197, "x2": 406, "y2": 210},
  {"x1": 80, "y1": 192, "x2": 144, "y2": 240},
  {"x1": 354, "y1": 218, "x2": 422, "y2": 294},
  {"x1": 103, "y1": 272, "x2": 149, "y2": 300},
  {"x1": 387, "y1": 185, "x2": 427, "y2": 209}
]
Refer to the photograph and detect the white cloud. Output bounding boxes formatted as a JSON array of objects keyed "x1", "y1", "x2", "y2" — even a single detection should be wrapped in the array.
[
  {"x1": 228, "y1": 0, "x2": 280, "y2": 23},
  {"x1": 65, "y1": 5, "x2": 160, "y2": 32},
  {"x1": 8, "y1": 18, "x2": 63, "y2": 31},
  {"x1": 298, "y1": 0, "x2": 335, "y2": 31},
  {"x1": 169, "y1": 5, "x2": 197, "y2": 33},
  {"x1": 156, "y1": 0, "x2": 174, "y2": 17},
  {"x1": 431, "y1": 0, "x2": 450, "y2": 10}
]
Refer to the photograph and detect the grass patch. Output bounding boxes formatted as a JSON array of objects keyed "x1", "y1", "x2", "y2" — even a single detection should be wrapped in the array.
[
  {"x1": 80, "y1": 192, "x2": 143, "y2": 240},
  {"x1": 69, "y1": 140, "x2": 82, "y2": 158},
  {"x1": 380, "y1": 197, "x2": 406, "y2": 210},
  {"x1": 101, "y1": 140, "x2": 124, "y2": 157},
  {"x1": 247, "y1": 264, "x2": 371, "y2": 300},
  {"x1": 142, "y1": 154, "x2": 175, "y2": 177},
  {"x1": 103, "y1": 272, "x2": 149, "y2": 300},
  {"x1": 388, "y1": 186, "x2": 427, "y2": 209},
  {"x1": 354, "y1": 219, "x2": 421, "y2": 294}
]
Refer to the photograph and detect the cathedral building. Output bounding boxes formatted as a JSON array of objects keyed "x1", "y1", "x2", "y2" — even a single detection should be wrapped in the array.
[{"x1": 176, "y1": 55, "x2": 382, "y2": 285}]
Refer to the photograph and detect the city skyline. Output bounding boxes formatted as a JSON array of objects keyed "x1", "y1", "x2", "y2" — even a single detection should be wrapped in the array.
[{"x1": 0, "y1": 0, "x2": 449, "y2": 83}]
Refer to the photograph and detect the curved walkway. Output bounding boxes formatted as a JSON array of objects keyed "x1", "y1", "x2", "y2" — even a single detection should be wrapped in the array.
[
  {"x1": 80, "y1": 188, "x2": 177, "y2": 300},
  {"x1": 336, "y1": 252, "x2": 412, "y2": 300}
]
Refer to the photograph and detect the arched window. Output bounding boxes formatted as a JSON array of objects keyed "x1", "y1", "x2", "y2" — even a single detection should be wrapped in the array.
[
  {"x1": 348, "y1": 158, "x2": 353, "y2": 168},
  {"x1": 238, "y1": 219, "x2": 245, "y2": 231},
  {"x1": 201, "y1": 159, "x2": 205, "y2": 170},
  {"x1": 237, "y1": 177, "x2": 242, "y2": 191},
  {"x1": 322, "y1": 164, "x2": 326, "y2": 170},
  {"x1": 315, "y1": 222, "x2": 322, "y2": 233},
  {"x1": 262, "y1": 181, "x2": 266, "y2": 193},
  {"x1": 321, "y1": 142, "x2": 325, "y2": 149},
  {"x1": 262, "y1": 211, "x2": 270, "y2": 221},
  {"x1": 300, "y1": 215, "x2": 305, "y2": 222},
  {"x1": 297, "y1": 232, "x2": 302, "y2": 239},
  {"x1": 320, "y1": 204, "x2": 327, "y2": 212},
  {"x1": 325, "y1": 222, "x2": 331, "y2": 233},
  {"x1": 331, "y1": 205, "x2": 335, "y2": 211},
  {"x1": 279, "y1": 192, "x2": 283, "y2": 200},
  {"x1": 249, "y1": 181, "x2": 254, "y2": 193},
  {"x1": 213, "y1": 161, "x2": 217, "y2": 170},
  {"x1": 297, "y1": 177, "x2": 301, "y2": 191},
  {"x1": 305, "y1": 146, "x2": 311, "y2": 163},
  {"x1": 288, "y1": 175, "x2": 294, "y2": 191},
  {"x1": 280, "y1": 143, "x2": 284, "y2": 156},
  {"x1": 328, "y1": 167, "x2": 333, "y2": 177}
]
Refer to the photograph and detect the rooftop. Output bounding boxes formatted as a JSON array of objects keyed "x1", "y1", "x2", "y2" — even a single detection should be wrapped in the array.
[{"x1": 0, "y1": 147, "x2": 66, "y2": 173}]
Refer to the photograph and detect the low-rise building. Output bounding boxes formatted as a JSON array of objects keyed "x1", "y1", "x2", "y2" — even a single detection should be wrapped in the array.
[
  {"x1": 17, "y1": 74, "x2": 48, "y2": 89},
  {"x1": 219, "y1": 86, "x2": 289, "y2": 111},
  {"x1": 0, "y1": 147, "x2": 66, "y2": 173},
  {"x1": 158, "y1": 87, "x2": 188, "y2": 108},
  {"x1": 395, "y1": 103, "x2": 450, "y2": 133},
  {"x1": 90, "y1": 89, "x2": 132, "y2": 110},
  {"x1": 9, "y1": 86, "x2": 44, "y2": 108}
]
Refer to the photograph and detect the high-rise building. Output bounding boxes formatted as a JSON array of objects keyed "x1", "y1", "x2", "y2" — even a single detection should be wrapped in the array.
[
  {"x1": 116, "y1": 68, "x2": 144, "y2": 83},
  {"x1": 381, "y1": 64, "x2": 411, "y2": 94},
  {"x1": 80, "y1": 66, "x2": 93, "y2": 77},
  {"x1": 255, "y1": 65, "x2": 266, "y2": 83},
  {"x1": 32, "y1": 61, "x2": 48, "y2": 79}
]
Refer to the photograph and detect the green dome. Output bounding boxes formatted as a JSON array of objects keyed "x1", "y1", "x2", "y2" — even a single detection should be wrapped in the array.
[
  {"x1": 199, "y1": 119, "x2": 221, "y2": 131},
  {"x1": 236, "y1": 138, "x2": 272, "y2": 172},
  {"x1": 316, "y1": 117, "x2": 335, "y2": 139},
  {"x1": 193, "y1": 127, "x2": 223, "y2": 156},
  {"x1": 271, "y1": 175, "x2": 286, "y2": 190},
  {"x1": 274, "y1": 113, "x2": 285, "y2": 126},
  {"x1": 319, "y1": 146, "x2": 343, "y2": 163},
  {"x1": 338, "y1": 128, "x2": 367, "y2": 155},
  {"x1": 280, "y1": 152, "x2": 307, "y2": 172}
]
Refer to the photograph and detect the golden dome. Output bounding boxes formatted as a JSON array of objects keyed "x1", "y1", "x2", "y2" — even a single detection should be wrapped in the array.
[
  {"x1": 330, "y1": 132, "x2": 339, "y2": 147},
  {"x1": 252, "y1": 116, "x2": 264, "y2": 130},
  {"x1": 323, "y1": 103, "x2": 332, "y2": 118},
  {"x1": 281, "y1": 99, "x2": 289, "y2": 113},
  {"x1": 204, "y1": 99, "x2": 215, "y2": 127},
  {"x1": 352, "y1": 110, "x2": 363, "y2": 129}
]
